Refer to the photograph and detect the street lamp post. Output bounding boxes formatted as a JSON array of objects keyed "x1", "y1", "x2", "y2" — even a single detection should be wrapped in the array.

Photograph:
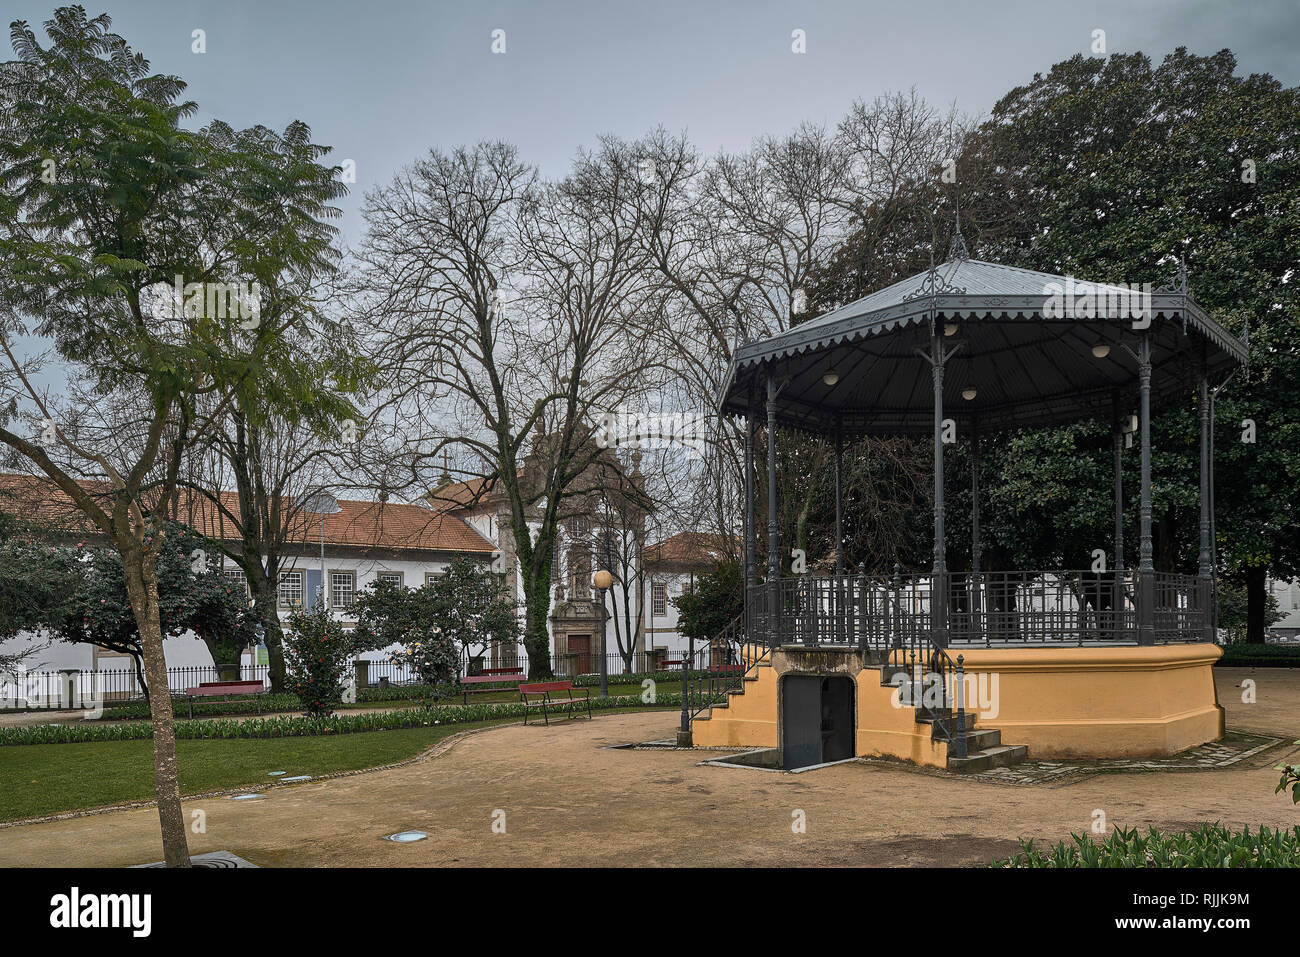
[
  {"x1": 295, "y1": 491, "x2": 341, "y2": 611},
  {"x1": 593, "y1": 570, "x2": 612, "y2": 699}
]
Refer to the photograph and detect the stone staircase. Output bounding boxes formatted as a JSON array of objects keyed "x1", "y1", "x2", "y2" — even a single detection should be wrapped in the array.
[
  {"x1": 874, "y1": 655, "x2": 1028, "y2": 773},
  {"x1": 690, "y1": 656, "x2": 771, "y2": 721},
  {"x1": 691, "y1": 648, "x2": 1028, "y2": 773}
]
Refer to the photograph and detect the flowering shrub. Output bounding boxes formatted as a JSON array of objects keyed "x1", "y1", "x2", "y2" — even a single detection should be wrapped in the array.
[
  {"x1": 283, "y1": 604, "x2": 354, "y2": 716},
  {"x1": 1277, "y1": 749, "x2": 1300, "y2": 803},
  {"x1": 388, "y1": 629, "x2": 460, "y2": 688}
]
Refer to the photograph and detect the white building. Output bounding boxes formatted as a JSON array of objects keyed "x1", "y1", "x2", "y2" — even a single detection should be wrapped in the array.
[
  {"x1": 643, "y1": 532, "x2": 737, "y2": 659},
  {"x1": 0, "y1": 478, "x2": 496, "y2": 682},
  {"x1": 1, "y1": 459, "x2": 652, "y2": 684},
  {"x1": 1268, "y1": 577, "x2": 1300, "y2": 640}
]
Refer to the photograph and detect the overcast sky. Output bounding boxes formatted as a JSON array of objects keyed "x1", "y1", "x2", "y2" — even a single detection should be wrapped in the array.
[{"x1": 8, "y1": 0, "x2": 1299, "y2": 251}]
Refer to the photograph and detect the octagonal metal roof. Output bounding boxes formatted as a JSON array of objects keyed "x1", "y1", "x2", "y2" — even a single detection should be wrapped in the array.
[{"x1": 718, "y1": 256, "x2": 1247, "y2": 436}]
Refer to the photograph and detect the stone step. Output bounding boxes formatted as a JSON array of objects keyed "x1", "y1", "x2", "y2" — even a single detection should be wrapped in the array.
[
  {"x1": 964, "y1": 727, "x2": 1001, "y2": 751},
  {"x1": 914, "y1": 709, "x2": 978, "y2": 735},
  {"x1": 946, "y1": 744, "x2": 1029, "y2": 773}
]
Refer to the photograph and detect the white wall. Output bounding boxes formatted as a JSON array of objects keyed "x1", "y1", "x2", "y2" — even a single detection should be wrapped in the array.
[{"x1": 644, "y1": 570, "x2": 693, "y2": 656}]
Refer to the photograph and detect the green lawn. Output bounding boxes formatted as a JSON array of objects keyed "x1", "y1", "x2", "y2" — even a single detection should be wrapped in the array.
[{"x1": 0, "y1": 720, "x2": 517, "y2": 823}]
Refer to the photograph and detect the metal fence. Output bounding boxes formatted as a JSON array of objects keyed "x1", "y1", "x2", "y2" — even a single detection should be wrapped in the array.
[
  {"x1": 356, "y1": 650, "x2": 672, "y2": 687},
  {"x1": 1, "y1": 648, "x2": 686, "y2": 709},
  {"x1": 747, "y1": 568, "x2": 1213, "y2": 649},
  {"x1": 0, "y1": 664, "x2": 272, "y2": 709}
]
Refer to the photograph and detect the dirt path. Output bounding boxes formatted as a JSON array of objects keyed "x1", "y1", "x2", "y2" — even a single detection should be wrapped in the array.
[{"x1": 0, "y1": 666, "x2": 1294, "y2": 868}]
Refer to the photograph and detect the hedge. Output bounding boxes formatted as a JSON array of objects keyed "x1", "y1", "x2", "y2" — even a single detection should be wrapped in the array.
[
  {"x1": 0, "y1": 692, "x2": 685, "y2": 746},
  {"x1": 84, "y1": 670, "x2": 692, "y2": 720},
  {"x1": 1216, "y1": 642, "x2": 1300, "y2": 668},
  {"x1": 995, "y1": 824, "x2": 1300, "y2": 867}
]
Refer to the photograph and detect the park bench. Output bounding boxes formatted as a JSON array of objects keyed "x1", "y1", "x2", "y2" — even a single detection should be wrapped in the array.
[
  {"x1": 459, "y1": 673, "x2": 526, "y2": 704},
  {"x1": 519, "y1": 681, "x2": 591, "y2": 726},
  {"x1": 181, "y1": 680, "x2": 266, "y2": 719}
]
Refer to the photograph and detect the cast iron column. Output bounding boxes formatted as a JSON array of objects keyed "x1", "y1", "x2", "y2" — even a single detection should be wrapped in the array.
[
  {"x1": 834, "y1": 424, "x2": 845, "y2": 644},
  {"x1": 1137, "y1": 334, "x2": 1155, "y2": 646},
  {"x1": 931, "y1": 330, "x2": 948, "y2": 648},
  {"x1": 1197, "y1": 367, "x2": 1213, "y2": 641},
  {"x1": 834, "y1": 425, "x2": 844, "y2": 576},
  {"x1": 970, "y1": 422, "x2": 981, "y2": 574},
  {"x1": 766, "y1": 371, "x2": 780, "y2": 648},
  {"x1": 1112, "y1": 391, "x2": 1126, "y2": 641},
  {"x1": 1112, "y1": 392, "x2": 1125, "y2": 576},
  {"x1": 744, "y1": 407, "x2": 756, "y2": 590},
  {"x1": 970, "y1": 420, "x2": 981, "y2": 643}
]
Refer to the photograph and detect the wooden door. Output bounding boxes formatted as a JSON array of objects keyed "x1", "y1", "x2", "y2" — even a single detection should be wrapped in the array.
[{"x1": 568, "y1": 635, "x2": 591, "y2": 675}]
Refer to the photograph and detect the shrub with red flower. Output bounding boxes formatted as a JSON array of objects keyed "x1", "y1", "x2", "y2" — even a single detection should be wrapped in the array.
[{"x1": 283, "y1": 603, "x2": 357, "y2": 717}]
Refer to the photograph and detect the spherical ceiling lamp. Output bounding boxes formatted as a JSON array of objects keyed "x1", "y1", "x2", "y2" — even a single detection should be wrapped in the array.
[
  {"x1": 1092, "y1": 343, "x2": 1111, "y2": 358},
  {"x1": 822, "y1": 370, "x2": 840, "y2": 386},
  {"x1": 944, "y1": 322, "x2": 959, "y2": 337},
  {"x1": 962, "y1": 387, "x2": 978, "y2": 401}
]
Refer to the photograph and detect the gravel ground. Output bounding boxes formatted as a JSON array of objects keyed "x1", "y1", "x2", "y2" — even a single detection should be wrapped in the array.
[{"x1": 0, "y1": 667, "x2": 1294, "y2": 868}]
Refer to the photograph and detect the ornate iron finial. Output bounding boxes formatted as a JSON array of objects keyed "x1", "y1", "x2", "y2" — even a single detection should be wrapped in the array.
[
  {"x1": 902, "y1": 261, "x2": 967, "y2": 304},
  {"x1": 1156, "y1": 255, "x2": 1189, "y2": 297},
  {"x1": 946, "y1": 194, "x2": 970, "y2": 262}
]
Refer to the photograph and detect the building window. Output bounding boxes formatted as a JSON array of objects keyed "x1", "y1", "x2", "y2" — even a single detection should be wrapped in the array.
[
  {"x1": 652, "y1": 581, "x2": 667, "y2": 617},
  {"x1": 598, "y1": 531, "x2": 618, "y2": 573},
  {"x1": 223, "y1": 568, "x2": 248, "y2": 597},
  {"x1": 331, "y1": 571, "x2": 356, "y2": 608},
  {"x1": 425, "y1": 571, "x2": 440, "y2": 587},
  {"x1": 377, "y1": 571, "x2": 403, "y2": 588},
  {"x1": 278, "y1": 571, "x2": 303, "y2": 608}
]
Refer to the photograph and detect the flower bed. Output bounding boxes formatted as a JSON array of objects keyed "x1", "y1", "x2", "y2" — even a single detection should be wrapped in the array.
[
  {"x1": 995, "y1": 824, "x2": 1300, "y2": 867},
  {"x1": 0, "y1": 692, "x2": 682, "y2": 745}
]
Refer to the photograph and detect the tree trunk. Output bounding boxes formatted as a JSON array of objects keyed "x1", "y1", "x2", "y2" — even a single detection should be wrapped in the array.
[
  {"x1": 132, "y1": 651, "x2": 148, "y2": 698},
  {"x1": 1245, "y1": 565, "x2": 1268, "y2": 645},
  {"x1": 251, "y1": 580, "x2": 286, "y2": 692},
  {"x1": 122, "y1": 549, "x2": 191, "y2": 868},
  {"x1": 521, "y1": 572, "x2": 554, "y2": 680}
]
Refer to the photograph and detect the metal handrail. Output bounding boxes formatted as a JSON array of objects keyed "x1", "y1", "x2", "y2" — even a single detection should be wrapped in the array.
[{"x1": 683, "y1": 605, "x2": 770, "y2": 724}]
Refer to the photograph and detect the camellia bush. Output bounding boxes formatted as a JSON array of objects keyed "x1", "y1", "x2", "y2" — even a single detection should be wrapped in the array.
[
  {"x1": 282, "y1": 604, "x2": 354, "y2": 716},
  {"x1": 389, "y1": 632, "x2": 460, "y2": 689},
  {"x1": 1277, "y1": 753, "x2": 1300, "y2": 803}
]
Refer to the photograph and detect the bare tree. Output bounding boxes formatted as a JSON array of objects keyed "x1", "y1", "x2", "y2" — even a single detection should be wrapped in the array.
[{"x1": 355, "y1": 142, "x2": 663, "y2": 677}]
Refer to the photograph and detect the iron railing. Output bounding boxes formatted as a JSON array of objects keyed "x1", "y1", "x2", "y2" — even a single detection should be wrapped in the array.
[
  {"x1": 683, "y1": 611, "x2": 770, "y2": 725},
  {"x1": 746, "y1": 567, "x2": 1213, "y2": 649}
]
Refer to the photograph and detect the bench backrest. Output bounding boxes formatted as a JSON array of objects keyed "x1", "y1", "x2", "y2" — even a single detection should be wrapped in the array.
[
  {"x1": 519, "y1": 681, "x2": 574, "y2": 695},
  {"x1": 187, "y1": 681, "x2": 263, "y2": 695},
  {"x1": 460, "y1": 674, "x2": 524, "y2": 686}
]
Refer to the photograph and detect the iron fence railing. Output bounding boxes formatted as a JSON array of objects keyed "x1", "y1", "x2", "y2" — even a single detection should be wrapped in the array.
[
  {"x1": 682, "y1": 612, "x2": 768, "y2": 724},
  {"x1": 0, "y1": 664, "x2": 272, "y2": 709},
  {"x1": 745, "y1": 567, "x2": 1212, "y2": 649}
]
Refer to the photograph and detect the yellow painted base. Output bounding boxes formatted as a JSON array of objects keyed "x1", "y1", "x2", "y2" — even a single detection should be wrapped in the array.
[
  {"x1": 951, "y1": 644, "x2": 1224, "y2": 759},
  {"x1": 690, "y1": 643, "x2": 1224, "y2": 763},
  {"x1": 691, "y1": 666, "x2": 778, "y2": 749}
]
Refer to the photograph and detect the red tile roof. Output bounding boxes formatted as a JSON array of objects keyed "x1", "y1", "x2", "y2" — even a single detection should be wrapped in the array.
[
  {"x1": 644, "y1": 531, "x2": 740, "y2": 568},
  {"x1": 0, "y1": 473, "x2": 494, "y2": 555}
]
